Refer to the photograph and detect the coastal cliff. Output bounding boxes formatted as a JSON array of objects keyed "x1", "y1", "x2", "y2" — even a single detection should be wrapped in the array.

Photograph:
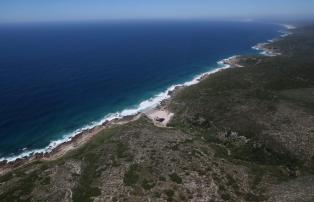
[{"x1": 1, "y1": 25, "x2": 314, "y2": 202}]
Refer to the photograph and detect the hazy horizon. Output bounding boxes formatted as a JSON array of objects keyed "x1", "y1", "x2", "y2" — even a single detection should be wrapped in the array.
[{"x1": 1, "y1": 0, "x2": 314, "y2": 23}]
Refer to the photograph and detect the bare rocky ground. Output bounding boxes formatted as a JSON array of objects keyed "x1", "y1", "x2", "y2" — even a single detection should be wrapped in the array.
[{"x1": 1, "y1": 25, "x2": 314, "y2": 202}]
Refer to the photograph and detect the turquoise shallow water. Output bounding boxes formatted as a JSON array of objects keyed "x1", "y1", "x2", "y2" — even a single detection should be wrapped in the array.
[{"x1": 0, "y1": 20, "x2": 282, "y2": 160}]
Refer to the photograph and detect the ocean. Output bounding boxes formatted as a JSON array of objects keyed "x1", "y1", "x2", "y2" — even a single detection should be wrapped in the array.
[{"x1": 0, "y1": 20, "x2": 282, "y2": 161}]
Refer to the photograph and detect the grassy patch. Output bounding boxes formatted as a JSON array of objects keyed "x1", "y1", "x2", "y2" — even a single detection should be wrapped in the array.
[
  {"x1": 0, "y1": 172, "x2": 13, "y2": 183},
  {"x1": 164, "y1": 189, "x2": 175, "y2": 200},
  {"x1": 72, "y1": 151, "x2": 103, "y2": 202},
  {"x1": 169, "y1": 172, "x2": 182, "y2": 184},
  {"x1": 141, "y1": 179, "x2": 155, "y2": 190},
  {"x1": 123, "y1": 164, "x2": 139, "y2": 186},
  {"x1": 116, "y1": 141, "x2": 129, "y2": 158},
  {"x1": 230, "y1": 143, "x2": 303, "y2": 167},
  {"x1": 71, "y1": 127, "x2": 120, "y2": 202},
  {"x1": 40, "y1": 176, "x2": 51, "y2": 185},
  {"x1": 0, "y1": 170, "x2": 38, "y2": 202},
  {"x1": 221, "y1": 192, "x2": 231, "y2": 200}
]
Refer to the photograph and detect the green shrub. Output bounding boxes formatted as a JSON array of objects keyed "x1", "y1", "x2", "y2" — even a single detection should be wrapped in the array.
[
  {"x1": 221, "y1": 193, "x2": 231, "y2": 200},
  {"x1": 164, "y1": 189, "x2": 174, "y2": 198},
  {"x1": 169, "y1": 173, "x2": 182, "y2": 184},
  {"x1": 141, "y1": 179, "x2": 155, "y2": 190},
  {"x1": 123, "y1": 164, "x2": 139, "y2": 186}
]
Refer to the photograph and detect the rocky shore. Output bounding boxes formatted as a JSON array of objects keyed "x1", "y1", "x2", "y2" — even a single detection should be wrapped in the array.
[
  {"x1": 0, "y1": 113, "x2": 143, "y2": 176},
  {"x1": 252, "y1": 42, "x2": 282, "y2": 56}
]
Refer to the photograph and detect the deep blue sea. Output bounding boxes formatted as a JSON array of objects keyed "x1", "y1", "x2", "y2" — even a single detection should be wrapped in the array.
[{"x1": 0, "y1": 21, "x2": 282, "y2": 160}]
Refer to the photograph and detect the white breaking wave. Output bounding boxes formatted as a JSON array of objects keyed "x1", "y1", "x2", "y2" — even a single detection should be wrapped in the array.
[
  {"x1": 282, "y1": 24, "x2": 296, "y2": 30},
  {"x1": 252, "y1": 43, "x2": 281, "y2": 57},
  {"x1": 251, "y1": 23, "x2": 296, "y2": 57}
]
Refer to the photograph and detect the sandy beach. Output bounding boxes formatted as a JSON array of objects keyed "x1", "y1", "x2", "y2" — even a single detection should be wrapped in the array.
[{"x1": 145, "y1": 108, "x2": 174, "y2": 127}]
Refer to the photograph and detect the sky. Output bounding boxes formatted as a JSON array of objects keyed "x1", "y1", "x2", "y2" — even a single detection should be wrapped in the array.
[{"x1": 1, "y1": 0, "x2": 314, "y2": 23}]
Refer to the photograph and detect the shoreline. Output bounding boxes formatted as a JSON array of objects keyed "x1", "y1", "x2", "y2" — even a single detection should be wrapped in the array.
[
  {"x1": 0, "y1": 23, "x2": 295, "y2": 176},
  {"x1": 252, "y1": 24, "x2": 296, "y2": 56}
]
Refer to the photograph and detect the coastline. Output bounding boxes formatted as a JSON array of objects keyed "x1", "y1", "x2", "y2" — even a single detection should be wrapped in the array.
[
  {"x1": 0, "y1": 23, "x2": 295, "y2": 176},
  {"x1": 252, "y1": 24, "x2": 296, "y2": 56}
]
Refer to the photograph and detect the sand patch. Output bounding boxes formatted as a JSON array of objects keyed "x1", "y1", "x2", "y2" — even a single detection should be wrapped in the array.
[{"x1": 145, "y1": 109, "x2": 174, "y2": 127}]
